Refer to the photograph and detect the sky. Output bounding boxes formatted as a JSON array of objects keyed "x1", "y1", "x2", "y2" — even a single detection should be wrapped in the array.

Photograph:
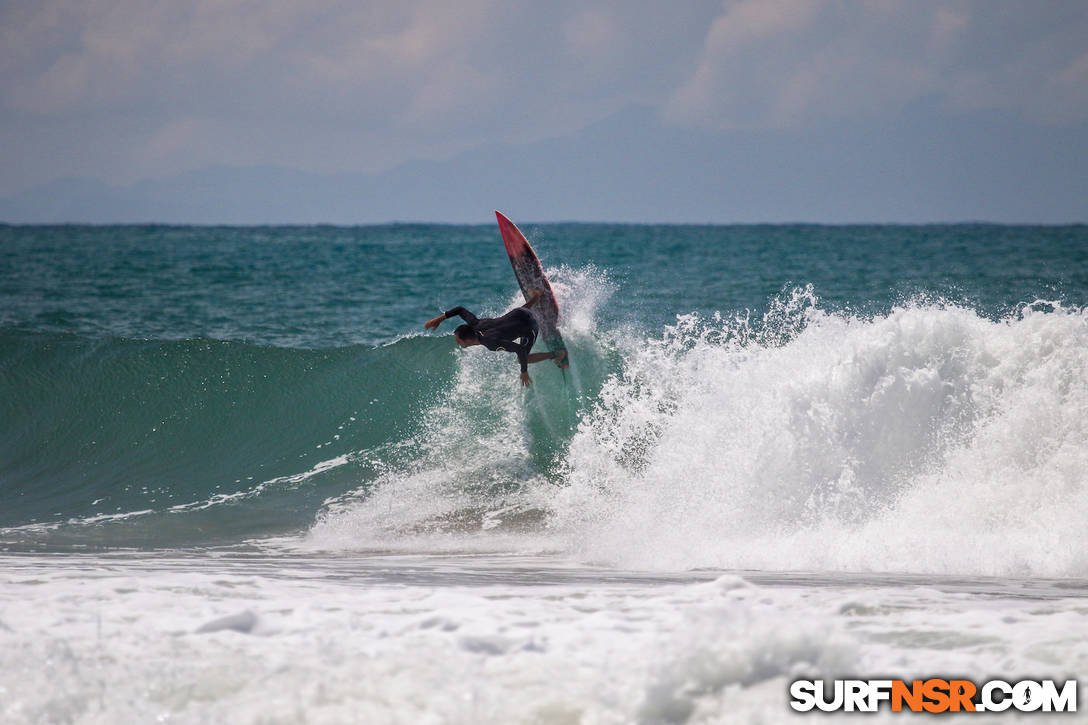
[{"x1": 1, "y1": 0, "x2": 1086, "y2": 223}]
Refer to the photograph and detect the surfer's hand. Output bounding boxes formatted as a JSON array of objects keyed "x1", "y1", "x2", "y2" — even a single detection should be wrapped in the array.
[
  {"x1": 424, "y1": 315, "x2": 444, "y2": 330},
  {"x1": 520, "y1": 371, "x2": 531, "y2": 387}
]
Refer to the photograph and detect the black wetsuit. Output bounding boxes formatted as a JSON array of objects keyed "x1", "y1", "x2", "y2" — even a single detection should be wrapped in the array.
[{"x1": 445, "y1": 306, "x2": 539, "y2": 372}]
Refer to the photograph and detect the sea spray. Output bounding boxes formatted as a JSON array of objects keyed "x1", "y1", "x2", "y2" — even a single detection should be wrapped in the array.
[
  {"x1": 3, "y1": 223, "x2": 1087, "y2": 575},
  {"x1": 2, "y1": 224, "x2": 1086, "y2": 724},
  {"x1": 552, "y1": 297, "x2": 1088, "y2": 576},
  {"x1": 310, "y1": 278, "x2": 1088, "y2": 577},
  {"x1": 307, "y1": 266, "x2": 617, "y2": 552}
]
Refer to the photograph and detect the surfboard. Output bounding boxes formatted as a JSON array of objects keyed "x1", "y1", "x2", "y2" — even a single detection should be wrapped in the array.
[{"x1": 494, "y1": 211, "x2": 569, "y2": 369}]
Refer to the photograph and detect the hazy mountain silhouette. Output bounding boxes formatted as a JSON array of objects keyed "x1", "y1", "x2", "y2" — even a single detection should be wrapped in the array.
[{"x1": 2, "y1": 106, "x2": 1085, "y2": 224}]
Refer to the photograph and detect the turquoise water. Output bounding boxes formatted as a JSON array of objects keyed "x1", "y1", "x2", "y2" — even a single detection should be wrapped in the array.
[
  {"x1": 1, "y1": 223, "x2": 1087, "y2": 563},
  {"x1": 4, "y1": 224, "x2": 1085, "y2": 346},
  {"x1": 3, "y1": 222, "x2": 1088, "y2": 723}
]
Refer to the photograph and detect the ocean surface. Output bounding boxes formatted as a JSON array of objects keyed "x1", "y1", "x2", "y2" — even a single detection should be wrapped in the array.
[{"x1": 1, "y1": 222, "x2": 1087, "y2": 722}]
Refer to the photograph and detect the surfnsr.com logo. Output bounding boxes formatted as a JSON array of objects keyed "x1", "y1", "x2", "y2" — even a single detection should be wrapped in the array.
[{"x1": 789, "y1": 679, "x2": 1077, "y2": 713}]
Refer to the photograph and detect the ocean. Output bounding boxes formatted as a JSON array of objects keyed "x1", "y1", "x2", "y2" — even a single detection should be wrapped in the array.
[{"x1": 1, "y1": 222, "x2": 1086, "y2": 722}]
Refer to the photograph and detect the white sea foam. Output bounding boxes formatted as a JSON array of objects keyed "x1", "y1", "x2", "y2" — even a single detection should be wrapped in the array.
[
  {"x1": 554, "y1": 296, "x2": 1088, "y2": 576},
  {"x1": 310, "y1": 272, "x2": 1088, "y2": 578},
  {"x1": 3, "y1": 553, "x2": 1084, "y2": 724},
  {"x1": 307, "y1": 266, "x2": 614, "y2": 553}
]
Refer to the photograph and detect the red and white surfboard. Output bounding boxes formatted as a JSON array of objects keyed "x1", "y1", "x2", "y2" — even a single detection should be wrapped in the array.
[{"x1": 494, "y1": 211, "x2": 569, "y2": 368}]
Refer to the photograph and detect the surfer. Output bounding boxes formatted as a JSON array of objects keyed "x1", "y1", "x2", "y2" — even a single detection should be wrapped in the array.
[{"x1": 425, "y1": 289, "x2": 565, "y2": 386}]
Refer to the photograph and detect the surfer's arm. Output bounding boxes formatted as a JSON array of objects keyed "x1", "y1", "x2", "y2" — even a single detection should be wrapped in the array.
[
  {"x1": 499, "y1": 341, "x2": 532, "y2": 387},
  {"x1": 500, "y1": 340, "x2": 530, "y2": 374},
  {"x1": 425, "y1": 306, "x2": 478, "y2": 330},
  {"x1": 515, "y1": 345, "x2": 530, "y2": 374},
  {"x1": 443, "y1": 306, "x2": 479, "y2": 325}
]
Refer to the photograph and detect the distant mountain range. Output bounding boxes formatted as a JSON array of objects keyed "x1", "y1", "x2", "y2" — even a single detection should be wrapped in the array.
[{"x1": 2, "y1": 107, "x2": 1085, "y2": 224}]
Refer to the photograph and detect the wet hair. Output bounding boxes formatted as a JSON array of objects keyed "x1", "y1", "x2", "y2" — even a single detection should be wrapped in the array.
[{"x1": 454, "y1": 324, "x2": 478, "y2": 342}]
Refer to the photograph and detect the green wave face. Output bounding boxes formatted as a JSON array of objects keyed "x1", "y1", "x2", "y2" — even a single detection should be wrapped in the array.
[
  {"x1": 2, "y1": 223, "x2": 1086, "y2": 571},
  {"x1": 0, "y1": 326, "x2": 615, "y2": 550},
  {"x1": 0, "y1": 331, "x2": 454, "y2": 547}
]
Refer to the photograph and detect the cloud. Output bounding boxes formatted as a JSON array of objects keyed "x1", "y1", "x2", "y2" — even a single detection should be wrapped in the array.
[
  {"x1": 666, "y1": 0, "x2": 1088, "y2": 129},
  {"x1": 0, "y1": 0, "x2": 713, "y2": 191},
  {"x1": 563, "y1": 9, "x2": 627, "y2": 68},
  {"x1": 0, "y1": 0, "x2": 1085, "y2": 198},
  {"x1": 141, "y1": 117, "x2": 217, "y2": 164}
]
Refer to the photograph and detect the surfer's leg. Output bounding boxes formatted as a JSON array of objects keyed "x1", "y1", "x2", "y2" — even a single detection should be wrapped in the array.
[{"x1": 527, "y1": 352, "x2": 557, "y2": 364}]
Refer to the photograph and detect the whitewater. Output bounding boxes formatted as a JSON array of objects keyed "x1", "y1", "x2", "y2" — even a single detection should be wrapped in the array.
[{"x1": 1, "y1": 223, "x2": 1086, "y2": 722}]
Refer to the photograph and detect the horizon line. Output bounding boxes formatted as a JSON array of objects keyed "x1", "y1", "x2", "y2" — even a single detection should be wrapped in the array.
[{"x1": 1, "y1": 219, "x2": 1086, "y2": 228}]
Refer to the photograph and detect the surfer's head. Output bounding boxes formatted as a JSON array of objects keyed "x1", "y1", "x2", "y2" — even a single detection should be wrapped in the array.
[{"x1": 454, "y1": 324, "x2": 480, "y2": 347}]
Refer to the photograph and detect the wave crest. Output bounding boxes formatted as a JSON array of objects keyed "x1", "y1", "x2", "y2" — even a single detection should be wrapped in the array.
[{"x1": 550, "y1": 297, "x2": 1088, "y2": 576}]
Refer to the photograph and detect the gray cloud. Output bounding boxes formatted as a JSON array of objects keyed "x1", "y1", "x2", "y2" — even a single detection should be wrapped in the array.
[
  {"x1": 0, "y1": 0, "x2": 714, "y2": 193},
  {"x1": 666, "y1": 0, "x2": 1088, "y2": 128},
  {"x1": 0, "y1": 0, "x2": 1085, "y2": 210}
]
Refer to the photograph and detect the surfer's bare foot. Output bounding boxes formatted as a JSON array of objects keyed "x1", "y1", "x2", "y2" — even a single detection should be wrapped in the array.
[{"x1": 554, "y1": 349, "x2": 567, "y2": 363}]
